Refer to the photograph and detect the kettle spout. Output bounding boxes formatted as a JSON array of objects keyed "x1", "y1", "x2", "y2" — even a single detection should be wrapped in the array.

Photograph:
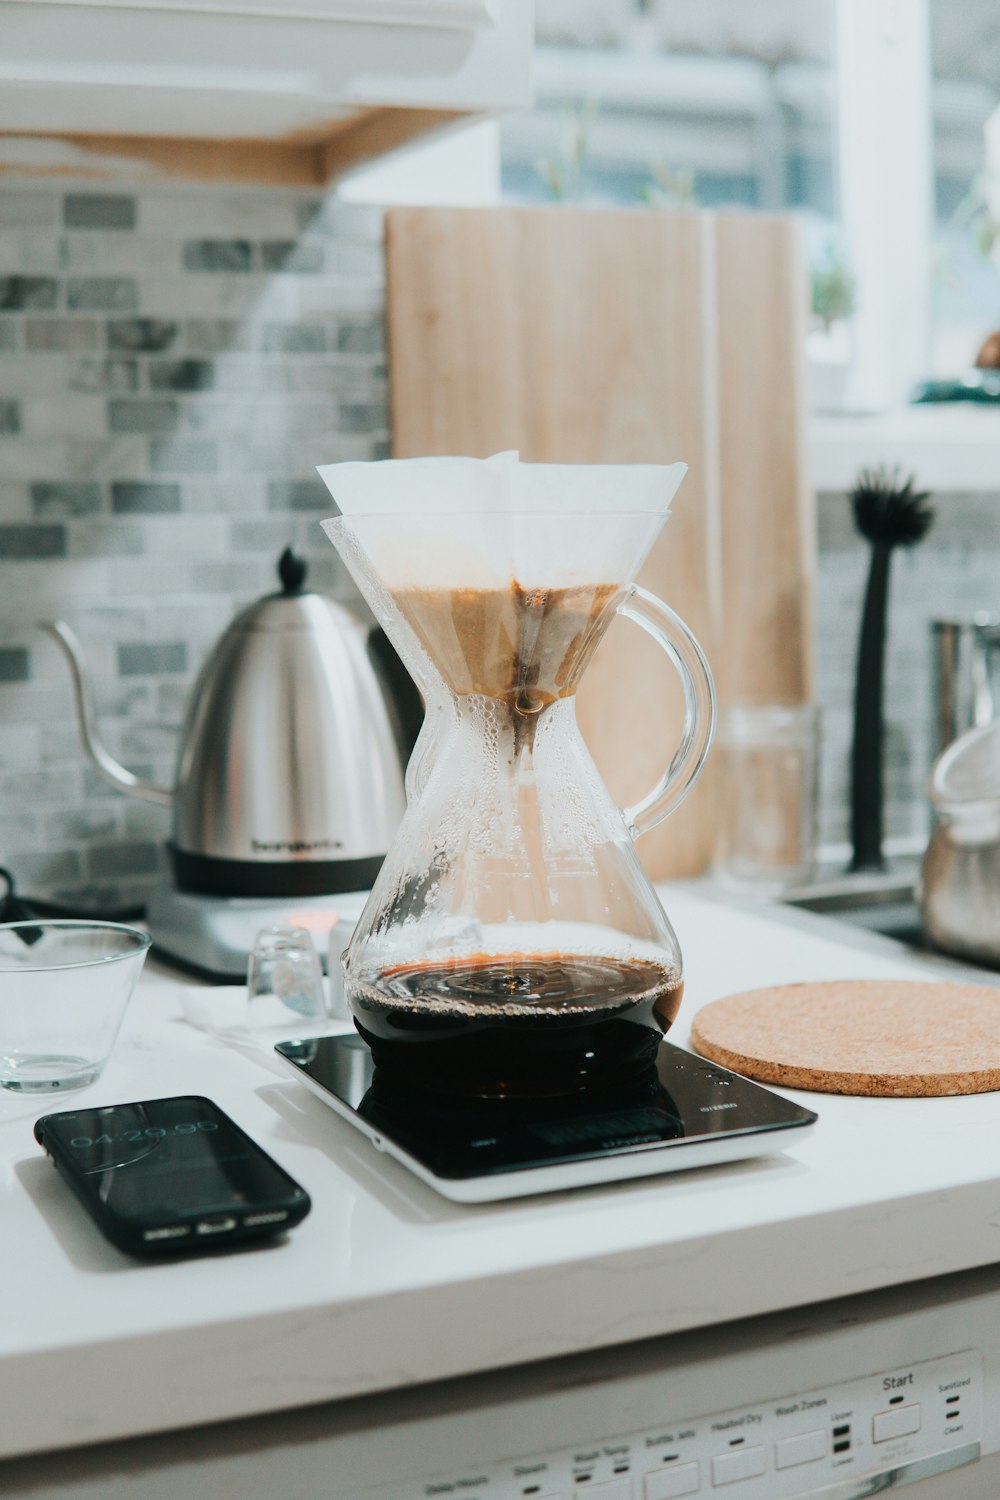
[{"x1": 41, "y1": 620, "x2": 173, "y2": 807}]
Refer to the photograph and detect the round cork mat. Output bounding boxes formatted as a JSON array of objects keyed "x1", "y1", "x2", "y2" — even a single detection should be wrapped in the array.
[{"x1": 690, "y1": 979, "x2": 1000, "y2": 1097}]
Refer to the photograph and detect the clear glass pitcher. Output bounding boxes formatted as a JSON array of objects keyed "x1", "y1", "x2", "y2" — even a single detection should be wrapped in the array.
[{"x1": 321, "y1": 476, "x2": 715, "y2": 1099}]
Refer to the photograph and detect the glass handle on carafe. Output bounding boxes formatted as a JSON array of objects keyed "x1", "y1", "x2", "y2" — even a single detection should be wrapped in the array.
[{"x1": 617, "y1": 585, "x2": 717, "y2": 839}]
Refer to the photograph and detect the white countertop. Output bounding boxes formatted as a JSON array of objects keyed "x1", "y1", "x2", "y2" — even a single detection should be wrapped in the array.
[{"x1": 5, "y1": 884, "x2": 1000, "y2": 1462}]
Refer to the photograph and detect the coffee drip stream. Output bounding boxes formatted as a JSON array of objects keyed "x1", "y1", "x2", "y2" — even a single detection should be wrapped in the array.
[{"x1": 320, "y1": 461, "x2": 715, "y2": 1100}]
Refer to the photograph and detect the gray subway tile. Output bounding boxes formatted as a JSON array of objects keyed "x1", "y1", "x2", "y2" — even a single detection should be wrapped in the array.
[
  {"x1": 214, "y1": 355, "x2": 295, "y2": 394},
  {"x1": 260, "y1": 241, "x2": 325, "y2": 274},
  {"x1": 0, "y1": 767, "x2": 79, "y2": 803},
  {"x1": 338, "y1": 400, "x2": 386, "y2": 432},
  {"x1": 107, "y1": 317, "x2": 179, "y2": 352},
  {"x1": 183, "y1": 240, "x2": 254, "y2": 272},
  {"x1": 259, "y1": 321, "x2": 327, "y2": 353},
  {"x1": 107, "y1": 560, "x2": 192, "y2": 597},
  {"x1": 148, "y1": 437, "x2": 218, "y2": 473},
  {"x1": 231, "y1": 519, "x2": 295, "y2": 551},
  {"x1": 118, "y1": 642, "x2": 188, "y2": 676},
  {"x1": 295, "y1": 200, "x2": 324, "y2": 232},
  {"x1": 157, "y1": 681, "x2": 189, "y2": 717},
  {"x1": 148, "y1": 358, "x2": 215, "y2": 391},
  {"x1": 68, "y1": 520, "x2": 145, "y2": 558},
  {"x1": 0, "y1": 400, "x2": 21, "y2": 434},
  {"x1": 289, "y1": 360, "x2": 378, "y2": 397},
  {"x1": 0, "y1": 481, "x2": 29, "y2": 518},
  {"x1": 270, "y1": 401, "x2": 335, "y2": 438},
  {"x1": 45, "y1": 806, "x2": 120, "y2": 841},
  {"x1": 68, "y1": 357, "x2": 138, "y2": 394},
  {"x1": 0, "y1": 647, "x2": 29, "y2": 682},
  {"x1": 0, "y1": 352, "x2": 73, "y2": 396},
  {"x1": 122, "y1": 800, "x2": 174, "y2": 840},
  {"x1": 221, "y1": 437, "x2": 297, "y2": 474},
  {"x1": 25, "y1": 318, "x2": 99, "y2": 352},
  {"x1": 5, "y1": 849, "x2": 84, "y2": 889},
  {"x1": 327, "y1": 242, "x2": 383, "y2": 278},
  {"x1": 63, "y1": 193, "x2": 137, "y2": 231},
  {"x1": 0, "y1": 190, "x2": 59, "y2": 229},
  {"x1": 0, "y1": 811, "x2": 41, "y2": 845},
  {"x1": 180, "y1": 477, "x2": 258, "y2": 513},
  {"x1": 30, "y1": 481, "x2": 103, "y2": 517},
  {"x1": 0, "y1": 276, "x2": 58, "y2": 312},
  {"x1": 192, "y1": 560, "x2": 264, "y2": 592},
  {"x1": 301, "y1": 554, "x2": 349, "y2": 595},
  {"x1": 108, "y1": 399, "x2": 178, "y2": 435},
  {"x1": 67, "y1": 277, "x2": 139, "y2": 312},
  {"x1": 344, "y1": 434, "x2": 386, "y2": 462},
  {"x1": 337, "y1": 317, "x2": 383, "y2": 354},
  {"x1": 185, "y1": 318, "x2": 251, "y2": 353},
  {"x1": 0, "y1": 523, "x2": 66, "y2": 558},
  {"x1": 296, "y1": 201, "x2": 384, "y2": 243},
  {"x1": 121, "y1": 722, "x2": 182, "y2": 757},
  {"x1": 111, "y1": 480, "x2": 182, "y2": 514},
  {"x1": 267, "y1": 477, "x2": 331, "y2": 511},
  {"x1": 87, "y1": 841, "x2": 162, "y2": 877}
]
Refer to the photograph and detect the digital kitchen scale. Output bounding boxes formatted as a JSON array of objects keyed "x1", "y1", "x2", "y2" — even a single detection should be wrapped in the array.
[{"x1": 275, "y1": 1034, "x2": 817, "y2": 1202}]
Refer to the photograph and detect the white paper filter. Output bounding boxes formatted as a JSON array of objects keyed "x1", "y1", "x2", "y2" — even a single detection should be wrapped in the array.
[{"x1": 317, "y1": 452, "x2": 687, "y2": 590}]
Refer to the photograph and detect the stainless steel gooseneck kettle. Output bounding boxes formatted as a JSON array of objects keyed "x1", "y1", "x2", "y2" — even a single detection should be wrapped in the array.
[{"x1": 44, "y1": 549, "x2": 419, "y2": 897}]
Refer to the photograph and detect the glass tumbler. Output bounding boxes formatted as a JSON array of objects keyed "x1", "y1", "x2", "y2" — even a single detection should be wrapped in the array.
[
  {"x1": 712, "y1": 704, "x2": 821, "y2": 896},
  {"x1": 0, "y1": 920, "x2": 150, "y2": 1092},
  {"x1": 246, "y1": 926, "x2": 327, "y2": 1034}
]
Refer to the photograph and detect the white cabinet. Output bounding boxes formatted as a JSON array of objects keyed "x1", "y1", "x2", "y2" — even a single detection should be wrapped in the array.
[{"x1": 0, "y1": 0, "x2": 532, "y2": 181}]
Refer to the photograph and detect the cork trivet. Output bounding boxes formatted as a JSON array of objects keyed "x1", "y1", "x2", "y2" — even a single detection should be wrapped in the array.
[{"x1": 690, "y1": 980, "x2": 1000, "y2": 1097}]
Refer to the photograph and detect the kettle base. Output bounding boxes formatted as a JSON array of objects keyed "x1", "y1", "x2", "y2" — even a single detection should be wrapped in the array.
[
  {"x1": 147, "y1": 880, "x2": 369, "y2": 980},
  {"x1": 169, "y1": 844, "x2": 384, "y2": 899}
]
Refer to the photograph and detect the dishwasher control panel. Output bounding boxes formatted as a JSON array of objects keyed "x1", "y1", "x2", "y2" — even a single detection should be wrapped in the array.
[{"x1": 409, "y1": 1350, "x2": 982, "y2": 1500}]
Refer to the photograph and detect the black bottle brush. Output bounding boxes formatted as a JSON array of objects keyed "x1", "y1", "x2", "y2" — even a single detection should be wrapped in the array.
[{"x1": 848, "y1": 466, "x2": 934, "y2": 872}]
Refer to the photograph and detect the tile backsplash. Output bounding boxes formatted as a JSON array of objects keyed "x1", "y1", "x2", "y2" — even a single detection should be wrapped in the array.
[
  {"x1": 2, "y1": 175, "x2": 998, "y2": 907},
  {"x1": 0, "y1": 177, "x2": 386, "y2": 911}
]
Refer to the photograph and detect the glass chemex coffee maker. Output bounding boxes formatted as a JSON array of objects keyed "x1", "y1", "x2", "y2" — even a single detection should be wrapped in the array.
[{"x1": 318, "y1": 453, "x2": 715, "y2": 1101}]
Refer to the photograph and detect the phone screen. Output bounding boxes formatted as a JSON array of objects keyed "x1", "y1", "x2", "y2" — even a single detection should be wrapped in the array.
[{"x1": 35, "y1": 1095, "x2": 310, "y2": 1253}]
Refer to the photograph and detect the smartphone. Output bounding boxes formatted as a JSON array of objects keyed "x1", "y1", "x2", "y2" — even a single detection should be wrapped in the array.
[{"x1": 34, "y1": 1095, "x2": 311, "y2": 1257}]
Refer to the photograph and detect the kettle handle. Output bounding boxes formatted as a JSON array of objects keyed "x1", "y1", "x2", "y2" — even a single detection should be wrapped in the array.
[{"x1": 616, "y1": 586, "x2": 716, "y2": 839}]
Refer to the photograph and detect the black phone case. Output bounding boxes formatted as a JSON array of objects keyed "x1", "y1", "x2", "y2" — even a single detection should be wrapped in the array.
[{"x1": 35, "y1": 1095, "x2": 311, "y2": 1258}]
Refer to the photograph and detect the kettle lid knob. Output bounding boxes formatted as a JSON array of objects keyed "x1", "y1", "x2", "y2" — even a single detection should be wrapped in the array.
[{"x1": 278, "y1": 547, "x2": 308, "y2": 595}]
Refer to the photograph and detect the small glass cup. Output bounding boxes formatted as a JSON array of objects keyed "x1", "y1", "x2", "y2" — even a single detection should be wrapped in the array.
[
  {"x1": 712, "y1": 703, "x2": 821, "y2": 897},
  {"x1": 246, "y1": 926, "x2": 327, "y2": 1034},
  {"x1": 0, "y1": 920, "x2": 150, "y2": 1093}
]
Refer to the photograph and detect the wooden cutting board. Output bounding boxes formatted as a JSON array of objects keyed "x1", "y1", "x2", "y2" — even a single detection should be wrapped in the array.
[
  {"x1": 385, "y1": 205, "x2": 814, "y2": 877},
  {"x1": 692, "y1": 979, "x2": 1000, "y2": 1096}
]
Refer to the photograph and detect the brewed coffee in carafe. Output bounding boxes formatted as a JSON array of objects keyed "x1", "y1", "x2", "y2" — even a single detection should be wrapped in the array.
[{"x1": 319, "y1": 454, "x2": 715, "y2": 1099}]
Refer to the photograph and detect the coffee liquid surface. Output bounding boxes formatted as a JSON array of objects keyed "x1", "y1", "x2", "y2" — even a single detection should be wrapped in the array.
[
  {"x1": 393, "y1": 581, "x2": 619, "y2": 715},
  {"x1": 350, "y1": 953, "x2": 683, "y2": 1099}
]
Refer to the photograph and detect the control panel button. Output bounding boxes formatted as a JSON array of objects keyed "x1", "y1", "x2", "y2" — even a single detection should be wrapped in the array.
[
  {"x1": 645, "y1": 1461, "x2": 701, "y2": 1498},
  {"x1": 775, "y1": 1429, "x2": 827, "y2": 1469},
  {"x1": 873, "y1": 1403, "x2": 921, "y2": 1443},
  {"x1": 575, "y1": 1482, "x2": 631, "y2": 1500},
  {"x1": 711, "y1": 1446, "x2": 766, "y2": 1486}
]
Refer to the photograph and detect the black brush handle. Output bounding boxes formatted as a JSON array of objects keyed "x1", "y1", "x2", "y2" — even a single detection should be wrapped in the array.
[{"x1": 850, "y1": 542, "x2": 891, "y2": 871}]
